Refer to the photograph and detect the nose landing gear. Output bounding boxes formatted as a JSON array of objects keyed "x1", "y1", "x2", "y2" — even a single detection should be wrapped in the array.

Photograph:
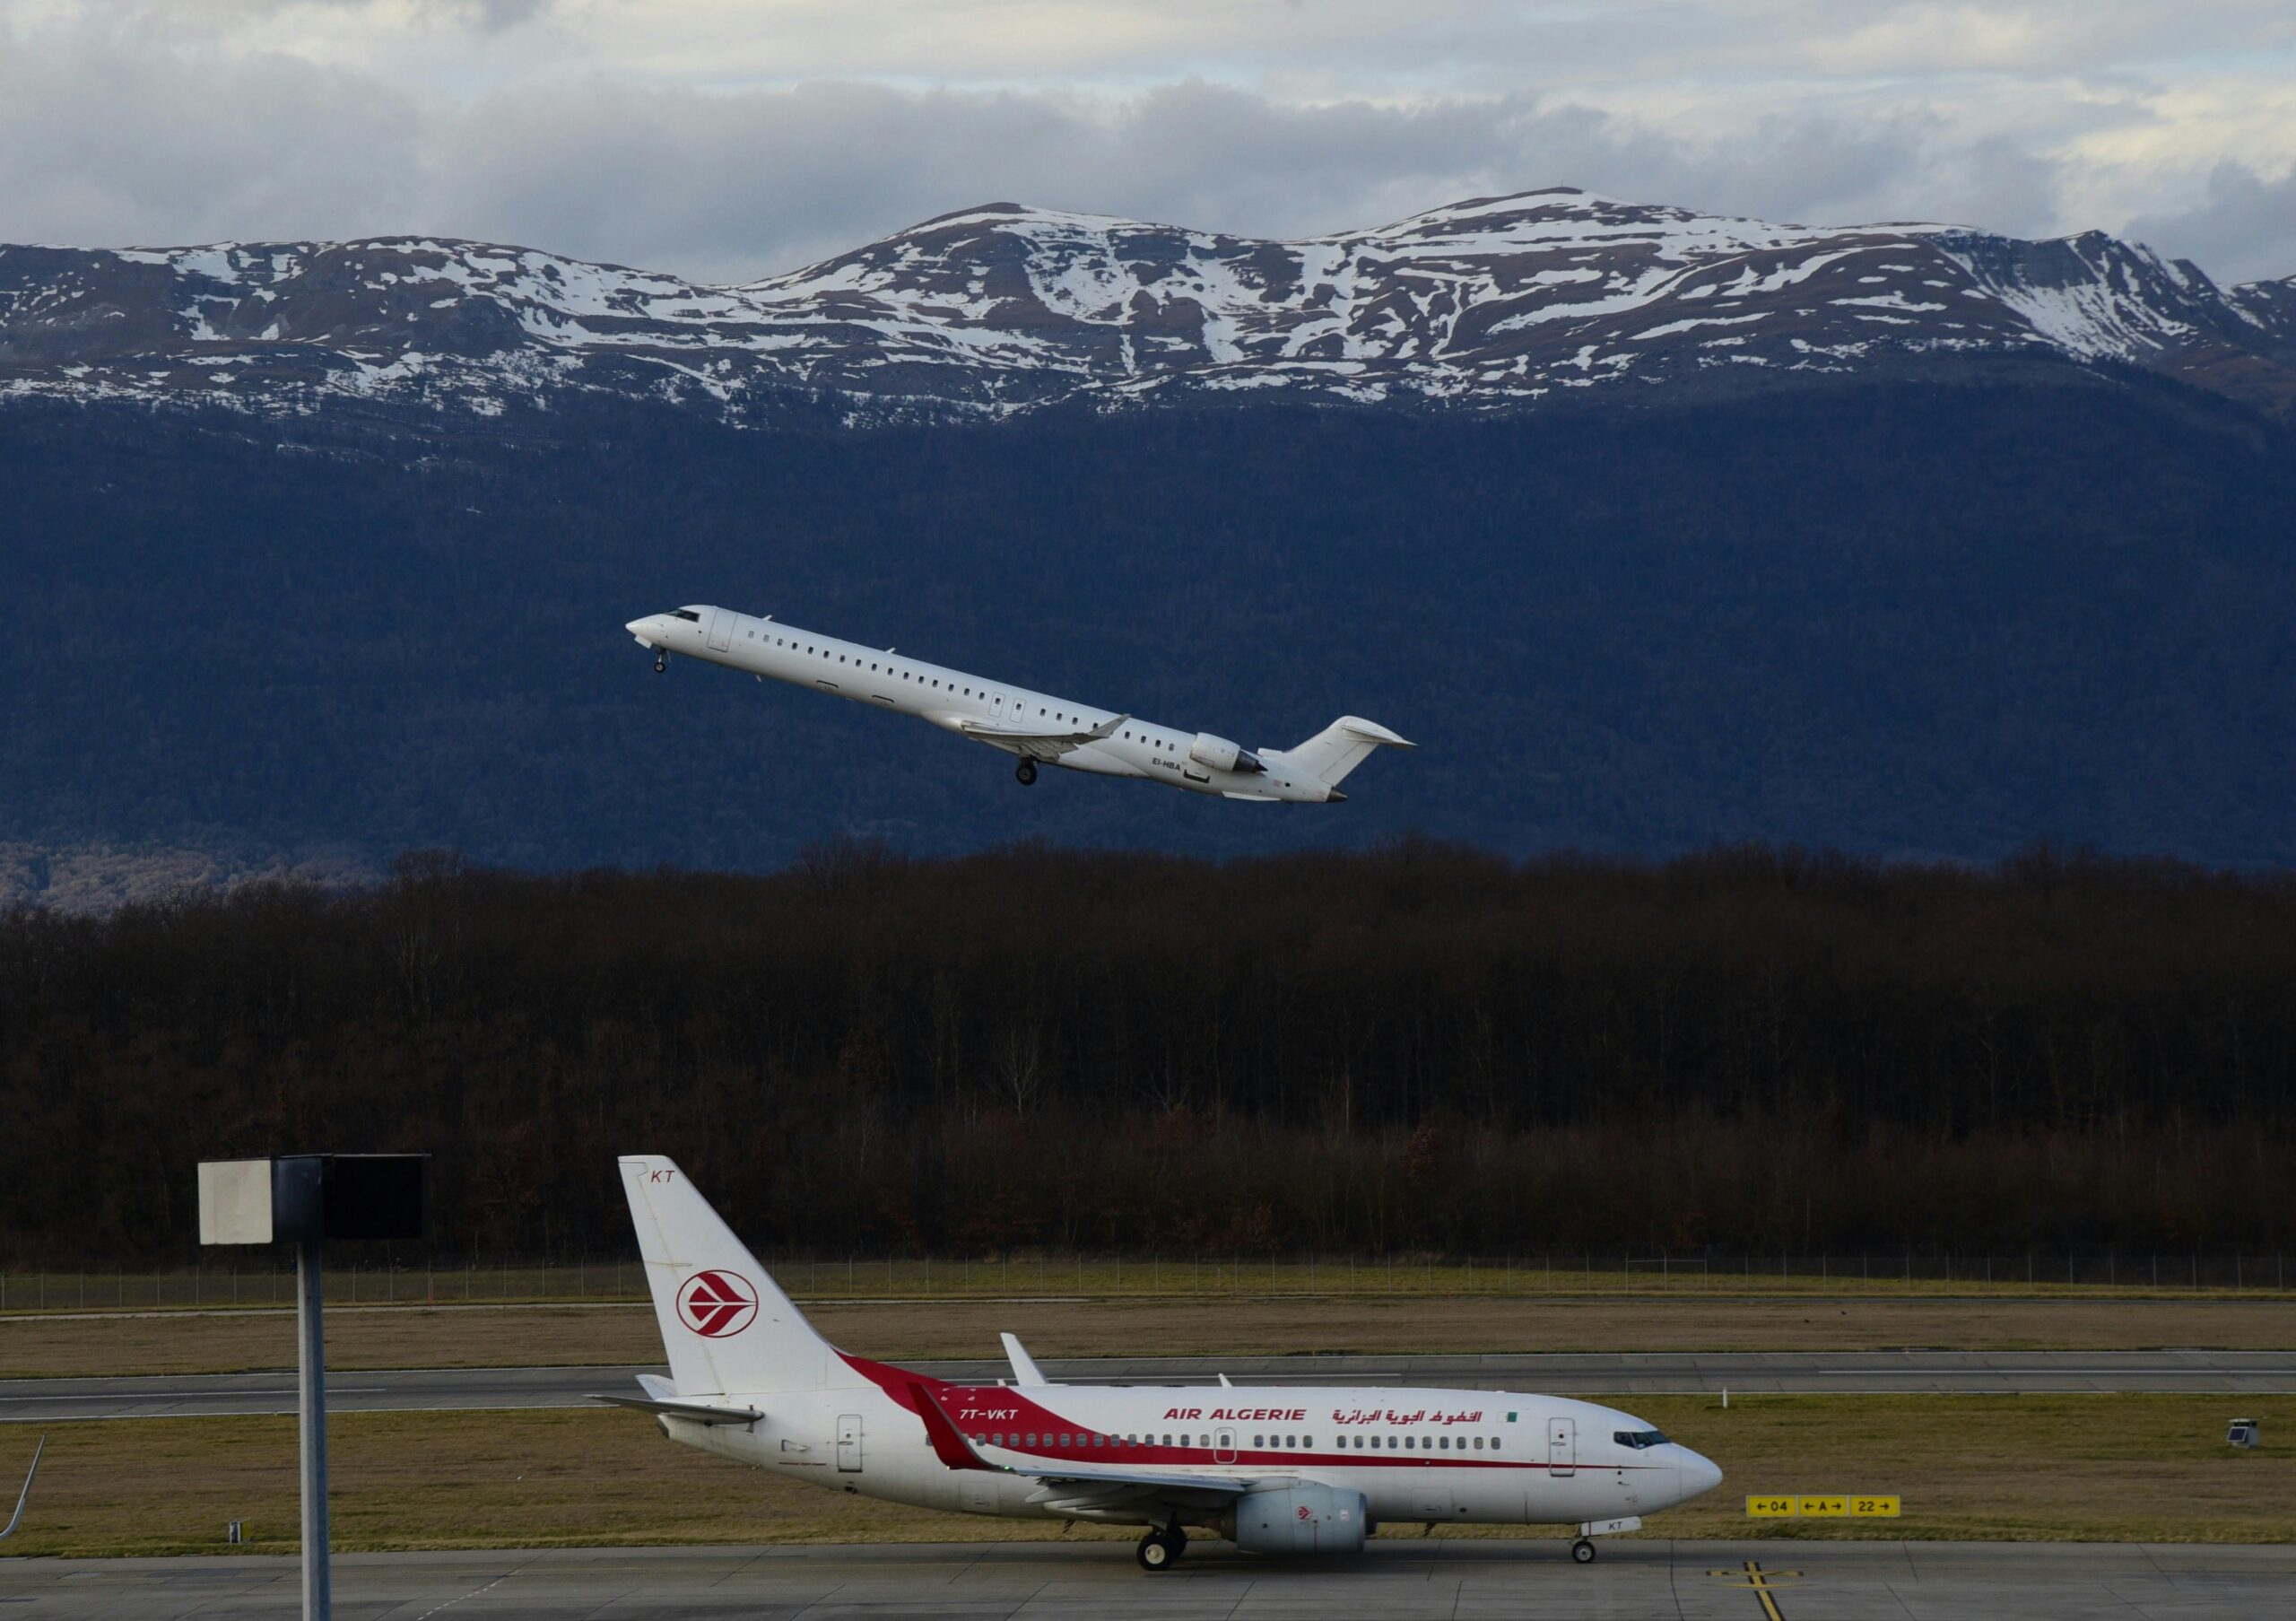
[
  {"x1": 653, "y1": 648, "x2": 666, "y2": 674},
  {"x1": 1015, "y1": 759, "x2": 1038, "y2": 786},
  {"x1": 1570, "y1": 1538, "x2": 1597, "y2": 1564}
]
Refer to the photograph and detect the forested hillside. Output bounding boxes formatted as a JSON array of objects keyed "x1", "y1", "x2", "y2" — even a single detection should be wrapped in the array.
[
  {"x1": 5, "y1": 370, "x2": 2295, "y2": 877},
  {"x1": 4, "y1": 843, "x2": 2288, "y2": 1261}
]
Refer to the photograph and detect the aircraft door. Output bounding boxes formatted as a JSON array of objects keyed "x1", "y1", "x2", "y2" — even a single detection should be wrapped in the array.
[
  {"x1": 1214, "y1": 1428, "x2": 1237, "y2": 1464},
  {"x1": 837, "y1": 1413, "x2": 864, "y2": 1472},
  {"x1": 990, "y1": 691, "x2": 1005, "y2": 719},
  {"x1": 707, "y1": 609, "x2": 735, "y2": 652},
  {"x1": 1547, "y1": 1417, "x2": 1576, "y2": 1478}
]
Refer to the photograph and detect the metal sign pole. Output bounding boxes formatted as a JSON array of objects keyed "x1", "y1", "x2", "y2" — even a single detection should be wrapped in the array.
[
  {"x1": 202, "y1": 1153, "x2": 423, "y2": 1621},
  {"x1": 297, "y1": 1233, "x2": 331, "y2": 1621}
]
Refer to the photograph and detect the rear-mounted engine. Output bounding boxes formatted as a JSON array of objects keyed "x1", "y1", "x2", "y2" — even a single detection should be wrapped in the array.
[{"x1": 1187, "y1": 732, "x2": 1265, "y2": 774}]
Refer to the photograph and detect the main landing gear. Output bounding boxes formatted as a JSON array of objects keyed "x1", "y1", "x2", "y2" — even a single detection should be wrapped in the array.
[
  {"x1": 1014, "y1": 759, "x2": 1038, "y2": 786},
  {"x1": 1135, "y1": 1523, "x2": 1187, "y2": 1571},
  {"x1": 1570, "y1": 1538, "x2": 1598, "y2": 1564}
]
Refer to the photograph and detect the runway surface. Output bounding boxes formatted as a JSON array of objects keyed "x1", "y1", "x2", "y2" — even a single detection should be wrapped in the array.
[
  {"x1": 5, "y1": 1349, "x2": 2291, "y2": 1421},
  {"x1": 4, "y1": 1539, "x2": 2292, "y2": 1619}
]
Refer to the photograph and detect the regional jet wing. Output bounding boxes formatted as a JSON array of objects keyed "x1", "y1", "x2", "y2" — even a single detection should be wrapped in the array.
[{"x1": 956, "y1": 713, "x2": 1127, "y2": 761}]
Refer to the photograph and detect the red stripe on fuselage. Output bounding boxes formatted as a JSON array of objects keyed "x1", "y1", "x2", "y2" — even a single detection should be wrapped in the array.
[{"x1": 833, "y1": 1352, "x2": 1667, "y2": 1477}]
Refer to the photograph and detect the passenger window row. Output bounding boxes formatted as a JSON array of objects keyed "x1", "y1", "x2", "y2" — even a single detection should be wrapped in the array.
[
  {"x1": 739, "y1": 630, "x2": 1147, "y2": 735},
  {"x1": 966, "y1": 1429, "x2": 1503, "y2": 1454}
]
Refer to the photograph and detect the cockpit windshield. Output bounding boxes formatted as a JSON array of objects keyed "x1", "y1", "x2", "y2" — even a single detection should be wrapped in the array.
[
  {"x1": 669, "y1": 609, "x2": 702, "y2": 623},
  {"x1": 1613, "y1": 1429, "x2": 1670, "y2": 1450}
]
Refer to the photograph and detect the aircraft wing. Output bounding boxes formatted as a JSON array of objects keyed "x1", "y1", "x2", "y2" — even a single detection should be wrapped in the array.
[
  {"x1": 956, "y1": 713, "x2": 1126, "y2": 761},
  {"x1": 910, "y1": 1382, "x2": 1257, "y2": 1511}
]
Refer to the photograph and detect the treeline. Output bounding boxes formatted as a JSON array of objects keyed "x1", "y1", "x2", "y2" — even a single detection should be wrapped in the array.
[{"x1": 2, "y1": 841, "x2": 2292, "y2": 1261}]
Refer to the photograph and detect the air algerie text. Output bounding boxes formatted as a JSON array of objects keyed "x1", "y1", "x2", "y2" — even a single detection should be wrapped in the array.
[{"x1": 1161, "y1": 1407, "x2": 1307, "y2": 1422}]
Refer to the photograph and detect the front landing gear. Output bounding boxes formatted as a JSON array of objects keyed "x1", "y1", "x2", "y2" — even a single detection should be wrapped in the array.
[
  {"x1": 1135, "y1": 1524, "x2": 1187, "y2": 1571},
  {"x1": 653, "y1": 649, "x2": 666, "y2": 674},
  {"x1": 1570, "y1": 1538, "x2": 1597, "y2": 1564},
  {"x1": 1015, "y1": 759, "x2": 1038, "y2": 786}
]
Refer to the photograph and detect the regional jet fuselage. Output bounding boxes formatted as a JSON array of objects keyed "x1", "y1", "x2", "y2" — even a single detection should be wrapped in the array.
[
  {"x1": 625, "y1": 606, "x2": 1411, "y2": 799},
  {"x1": 604, "y1": 1158, "x2": 1724, "y2": 1572}
]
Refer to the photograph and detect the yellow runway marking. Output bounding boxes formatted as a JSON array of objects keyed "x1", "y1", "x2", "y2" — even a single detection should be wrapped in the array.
[{"x1": 1708, "y1": 1559, "x2": 1803, "y2": 1621}]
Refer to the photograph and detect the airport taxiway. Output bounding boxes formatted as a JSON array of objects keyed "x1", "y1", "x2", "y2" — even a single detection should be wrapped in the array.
[
  {"x1": 2, "y1": 1538, "x2": 2291, "y2": 1619},
  {"x1": 4, "y1": 1349, "x2": 2291, "y2": 1420}
]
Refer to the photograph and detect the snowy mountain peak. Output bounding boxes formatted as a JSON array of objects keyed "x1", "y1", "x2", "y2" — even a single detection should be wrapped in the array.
[{"x1": 3, "y1": 191, "x2": 2292, "y2": 428}]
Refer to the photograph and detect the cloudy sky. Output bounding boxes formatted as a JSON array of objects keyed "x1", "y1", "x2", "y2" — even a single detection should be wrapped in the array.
[{"x1": 4, "y1": 1, "x2": 2293, "y2": 285}]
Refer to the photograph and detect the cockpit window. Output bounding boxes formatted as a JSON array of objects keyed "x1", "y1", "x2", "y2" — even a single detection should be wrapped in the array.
[
  {"x1": 669, "y1": 609, "x2": 701, "y2": 623},
  {"x1": 1613, "y1": 1429, "x2": 1670, "y2": 1450}
]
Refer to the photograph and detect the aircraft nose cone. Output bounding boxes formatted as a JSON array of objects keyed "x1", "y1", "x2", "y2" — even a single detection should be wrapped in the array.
[
  {"x1": 1679, "y1": 1451, "x2": 1723, "y2": 1502},
  {"x1": 625, "y1": 618, "x2": 650, "y2": 636}
]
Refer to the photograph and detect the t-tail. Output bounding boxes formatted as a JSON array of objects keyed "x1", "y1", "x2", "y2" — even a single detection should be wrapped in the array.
[
  {"x1": 1265, "y1": 717, "x2": 1415, "y2": 801},
  {"x1": 620, "y1": 1155, "x2": 851, "y2": 1398}
]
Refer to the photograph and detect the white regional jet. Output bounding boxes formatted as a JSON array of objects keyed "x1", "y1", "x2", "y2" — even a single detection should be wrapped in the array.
[
  {"x1": 624, "y1": 606, "x2": 1413, "y2": 799},
  {"x1": 601, "y1": 1157, "x2": 1723, "y2": 1571}
]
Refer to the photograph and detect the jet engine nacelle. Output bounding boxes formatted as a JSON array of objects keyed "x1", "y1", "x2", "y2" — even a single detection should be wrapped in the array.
[
  {"x1": 1188, "y1": 732, "x2": 1265, "y2": 774},
  {"x1": 1220, "y1": 1482, "x2": 1370, "y2": 1555}
]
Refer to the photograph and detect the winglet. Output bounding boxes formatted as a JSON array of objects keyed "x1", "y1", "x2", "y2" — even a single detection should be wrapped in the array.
[
  {"x1": 1001, "y1": 1332, "x2": 1048, "y2": 1387},
  {"x1": 909, "y1": 1382, "x2": 994, "y2": 1471},
  {"x1": 1217, "y1": 1373, "x2": 1233, "y2": 1389},
  {"x1": 0, "y1": 1434, "x2": 44, "y2": 1541}
]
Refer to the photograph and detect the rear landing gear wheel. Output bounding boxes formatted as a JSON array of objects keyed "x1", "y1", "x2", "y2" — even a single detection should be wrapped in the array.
[
  {"x1": 1570, "y1": 1538, "x2": 1597, "y2": 1564},
  {"x1": 1015, "y1": 759, "x2": 1038, "y2": 786},
  {"x1": 1135, "y1": 1529, "x2": 1180, "y2": 1571}
]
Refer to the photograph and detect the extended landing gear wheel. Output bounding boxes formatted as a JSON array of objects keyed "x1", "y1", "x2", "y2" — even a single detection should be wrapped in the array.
[
  {"x1": 653, "y1": 649, "x2": 666, "y2": 673},
  {"x1": 1015, "y1": 759, "x2": 1038, "y2": 786},
  {"x1": 1570, "y1": 1538, "x2": 1597, "y2": 1565},
  {"x1": 1135, "y1": 1529, "x2": 1181, "y2": 1571}
]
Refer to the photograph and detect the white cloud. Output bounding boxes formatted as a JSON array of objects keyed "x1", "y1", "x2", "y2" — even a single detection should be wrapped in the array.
[
  {"x1": 2128, "y1": 162, "x2": 2296, "y2": 288},
  {"x1": 0, "y1": 2, "x2": 2289, "y2": 283}
]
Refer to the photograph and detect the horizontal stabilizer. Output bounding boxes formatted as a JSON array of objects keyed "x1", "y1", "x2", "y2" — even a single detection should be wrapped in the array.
[
  {"x1": 1267, "y1": 715, "x2": 1415, "y2": 789},
  {"x1": 591, "y1": 1393, "x2": 763, "y2": 1426}
]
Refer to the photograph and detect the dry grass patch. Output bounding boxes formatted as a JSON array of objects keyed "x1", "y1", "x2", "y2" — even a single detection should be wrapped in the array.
[
  {"x1": 1639, "y1": 1393, "x2": 2296, "y2": 1545},
  {"x1": 3, "y1": 1294, "x2": 2292, "y2": 1380}
]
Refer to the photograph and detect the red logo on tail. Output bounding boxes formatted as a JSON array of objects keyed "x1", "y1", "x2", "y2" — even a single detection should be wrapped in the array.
[{"x1": 675, "y1": 1269, "x2": 759, "y2": 1337}]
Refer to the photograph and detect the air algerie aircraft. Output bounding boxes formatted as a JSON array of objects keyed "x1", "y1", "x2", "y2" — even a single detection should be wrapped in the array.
[
  {"x1": 624, "y1": 605, "x2": 1413, "y2": 799},
  {"x1": 600, "y1": 1157, "x2": 1723, "y2": 1571}
]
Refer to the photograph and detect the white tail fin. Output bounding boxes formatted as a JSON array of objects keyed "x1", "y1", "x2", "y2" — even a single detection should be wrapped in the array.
[
  {"x1": 1272, "y1": 716, "x2": 1416, "y2": 788},
  {"x1": 620, "y1": 1155, "x2": 848, "y2": 1398}
]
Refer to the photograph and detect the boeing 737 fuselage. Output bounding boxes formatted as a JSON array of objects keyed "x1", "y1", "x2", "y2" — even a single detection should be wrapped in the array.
[
  {"x1": 604, "y1": 1157, "x2": 1724, "y2": 1572},
  {"x1": 625, "y1": 605, "x2": 1412, "y2": 799}
]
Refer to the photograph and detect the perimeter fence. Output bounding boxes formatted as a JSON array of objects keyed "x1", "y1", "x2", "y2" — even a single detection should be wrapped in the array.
[{"x1": 2, "y1": 1249, "x2": 2290, "y2": 1312}]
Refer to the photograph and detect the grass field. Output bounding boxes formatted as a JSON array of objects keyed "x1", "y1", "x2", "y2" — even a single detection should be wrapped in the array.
[
  {"x1": 8, "y1": 1253, "x2": 2290, "y2": 1317},
  {"x1": 4, "y1": 1294, "x2": 2292, "y2": 1380},
  {"x1": 4, "y1": 1395, "x2": 2288, "y2": 1558}
]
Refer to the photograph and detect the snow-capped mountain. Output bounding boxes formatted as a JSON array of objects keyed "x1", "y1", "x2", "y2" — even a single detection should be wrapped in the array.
[{"x1": 4, "y1": 188, "x2": 2292, "y2": 426}]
